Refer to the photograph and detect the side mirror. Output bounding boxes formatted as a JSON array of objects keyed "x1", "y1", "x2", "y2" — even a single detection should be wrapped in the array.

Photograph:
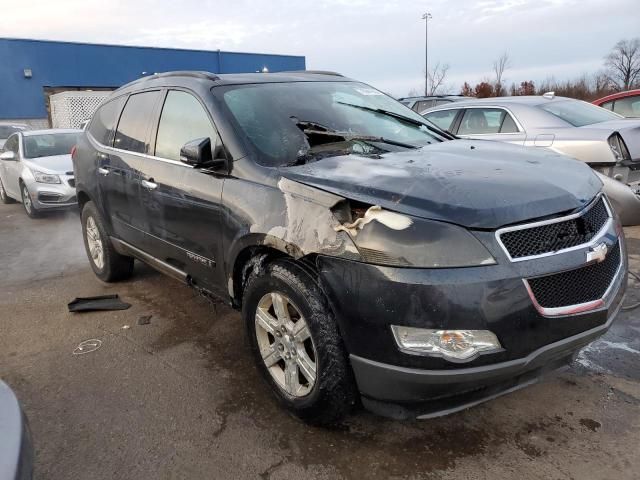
[
  {"x1": 179, "y1": 137, "x2": 227, "y2": 171},
  {"x1": 0, "y1": 151, "x2": 16, "y2": 161}
]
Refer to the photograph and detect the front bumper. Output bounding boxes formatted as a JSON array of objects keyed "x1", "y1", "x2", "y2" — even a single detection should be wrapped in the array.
[
  {"x1": 352, "y1": 301, "x2": 621, "y2": 419},
  {"x1": 24, "y1": 174, "x2": 77, "y2": 210},
  {"x1": 316, "y1": 218, "x2": 627, "y2": 418}
]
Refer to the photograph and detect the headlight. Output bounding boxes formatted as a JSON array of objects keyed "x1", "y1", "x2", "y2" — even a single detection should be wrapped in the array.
[
  {"x1": 33, "y1": 171, "x2": 61, "y2": 184},
  {"x1": 334, "y1": 205, "x2": 495, "y2": 267},
  {"x1": 391, "y1": 325, "x2": 502, "y2": 361},
  {"x1": 608, "y1": 133, "x2": 631, "y2": 163}
]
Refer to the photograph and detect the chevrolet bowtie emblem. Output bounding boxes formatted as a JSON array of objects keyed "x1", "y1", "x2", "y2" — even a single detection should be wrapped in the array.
[{"x1": 586, "y1": 243, "x2": 608, "y2": 264}]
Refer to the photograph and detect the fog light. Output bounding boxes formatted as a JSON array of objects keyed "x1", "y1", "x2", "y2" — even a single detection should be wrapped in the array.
[{"x1": 391, "y1": 326, "x2": 502, "y2": 361}]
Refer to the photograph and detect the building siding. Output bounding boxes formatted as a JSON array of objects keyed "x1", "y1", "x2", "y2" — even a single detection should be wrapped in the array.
[{"x1": 0, "y1": 38, "x2": 305, "y2": 120}]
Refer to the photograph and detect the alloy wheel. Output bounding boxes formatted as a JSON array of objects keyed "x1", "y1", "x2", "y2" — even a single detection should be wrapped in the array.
[
  {"x1": 254, "y1": 292, "x2": 317, "y2": 397},
  {"x1": 22, "y1": 185, "x2": 32, "y2": 214},
  {"x1": 85, "y1": 216, "x2": 105, "y2": 270}
]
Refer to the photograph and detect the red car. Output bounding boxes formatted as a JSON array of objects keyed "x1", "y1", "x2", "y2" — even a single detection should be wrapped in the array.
[{"x1": 593, "y1": 89, "x2": 640, "y2": 117}]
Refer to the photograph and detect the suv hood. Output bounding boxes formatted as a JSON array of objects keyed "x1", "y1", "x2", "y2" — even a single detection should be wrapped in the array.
[{"x1": 281, "y1": 140, "x2": 602, "y2": 229}]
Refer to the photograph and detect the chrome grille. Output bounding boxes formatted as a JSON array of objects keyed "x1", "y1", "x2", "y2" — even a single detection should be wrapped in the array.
[
  {"x1": 527, "y1": 240, "x2": 621, "y2": 309},
  {"x1": 498, "y1": 196, "x2": 609, "y2": 260}
]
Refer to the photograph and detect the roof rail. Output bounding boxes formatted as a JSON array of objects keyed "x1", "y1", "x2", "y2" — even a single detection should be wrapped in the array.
[
  {"x1": 123, "y1": 70, "x2": 220, "y2": 88},
  {"x1": 281, "y1": 70, "x2": 344, "y2": 77}
]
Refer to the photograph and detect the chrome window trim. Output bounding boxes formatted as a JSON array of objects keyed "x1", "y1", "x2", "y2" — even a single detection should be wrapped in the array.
[
  {"x1": 87, "y1": 131, "x2": 194, "y2": 169},
  {"x1": 495, "y1": 193, "x2": 612, "y2": 262},
  {"x1": 523, "y1": 240, "x2": 624, "y2": 317}
]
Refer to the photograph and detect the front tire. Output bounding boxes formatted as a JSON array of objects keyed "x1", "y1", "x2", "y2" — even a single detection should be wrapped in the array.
[
  {"x1": 81, "y1": 201, "x2": 134, "y2": 282},
  {"x1": 0, "y1": 177, "x2": 15, "y2": 204},
  {"x1": 20, "y1": 182, "x2": 40, "y2": 218},
  {"x1": 243, "y1": 259, "x2": 357, "y2": 425}
]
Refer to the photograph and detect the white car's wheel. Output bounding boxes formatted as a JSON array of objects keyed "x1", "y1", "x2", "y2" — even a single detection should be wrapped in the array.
[
  {"x1": 0, "y1": 177, "x2": 15, "y2": 204},
  {"x1": 20, "y1": 183, "x2": 40, "y2": 218}
]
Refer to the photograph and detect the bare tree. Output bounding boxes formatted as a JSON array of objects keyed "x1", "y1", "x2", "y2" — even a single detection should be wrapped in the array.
[
  {"x1": 605, "y1": 38, "x2": 640, "y2": 90},
  {"x1": 427, "y1": 62, "x2": 450, "y2": 95},
  {"x1": 493, "y1": 52, "x2": 511, "y2": 96}
]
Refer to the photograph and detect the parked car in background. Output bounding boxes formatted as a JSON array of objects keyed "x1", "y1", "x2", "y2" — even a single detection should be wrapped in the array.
[
  {"x1": 398, "y1": 94, "x2": 470, "y2": 113},
  {"x1": 0, "y1": 129, "x2": 81, "y2": 218},
  {"x1": 74, "y1": 71, "x2": 625, "y2": 423},
  {"x1": 593, "y1": 89, "x2": 640, "y2": 118},
  {"x1": 0, "y1": 123, "x2": 29, "y2": 149},
  {"x1": 0, "y1": 381, "x2": 33, "y2": 480},
  {"x1": 422, "y1": 95, "x2": 640, "y2": 225}
]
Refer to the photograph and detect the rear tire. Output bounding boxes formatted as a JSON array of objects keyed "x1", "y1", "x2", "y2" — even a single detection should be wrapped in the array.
[
  {"x1": 243, "y1": 258, "x2": 357, "y2": 426},
  {"x1": 0, "y1": 177, "x2": 15, "y2": 204},
  {"x1": 20, "y1": 182, "x2": 40, "y2": 218},
  {"x1": 81, "y1": 201, "x2": 134, "y2": 282}
]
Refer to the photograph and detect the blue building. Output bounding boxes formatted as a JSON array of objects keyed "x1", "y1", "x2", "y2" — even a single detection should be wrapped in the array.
[{"x1": 0, "y1": 38, "x2": 306, "y2": 127}]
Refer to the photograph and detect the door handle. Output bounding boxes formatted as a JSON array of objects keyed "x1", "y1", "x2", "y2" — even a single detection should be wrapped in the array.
[
  {"x1": 97, "y1": 167, "x2": 110, "y2": 176},
  {"x1": 141, "y1": 179, "x2": 158, "y2": 190}
]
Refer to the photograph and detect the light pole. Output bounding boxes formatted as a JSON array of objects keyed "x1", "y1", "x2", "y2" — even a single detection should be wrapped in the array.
[{"x1": 422, "y1": 12, "x2": 432, "y2": 96}]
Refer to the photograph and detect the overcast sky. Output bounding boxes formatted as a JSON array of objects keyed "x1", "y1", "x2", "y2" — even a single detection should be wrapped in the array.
[{"x1": 3, "y1": 0, "x2": 639, "y2": 96}]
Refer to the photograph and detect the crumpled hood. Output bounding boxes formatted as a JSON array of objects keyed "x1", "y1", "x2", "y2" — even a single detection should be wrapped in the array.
[
  {"x1": 281, "y1": 140, "x2": 602, "y2": 229},
  {"x1": 23, "y1": 154, "x2": 72, "y2": 174}
]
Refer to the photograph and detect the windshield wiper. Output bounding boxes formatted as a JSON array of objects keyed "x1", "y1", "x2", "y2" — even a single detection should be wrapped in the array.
[
  {"x1": 302, "y1": 128, "x2": 418, "y2": 149},
  {"x1": 336, "y1": 101, "x2": 456, "y2": 139},
  {"x1": 294, "y1": 119, "x2": 418, "y2": 150}
]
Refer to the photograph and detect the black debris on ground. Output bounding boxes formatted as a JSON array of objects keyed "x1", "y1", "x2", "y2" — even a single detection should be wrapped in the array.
[{"x1": 68, "y1": 294, "x2": 131, "y2": 313}]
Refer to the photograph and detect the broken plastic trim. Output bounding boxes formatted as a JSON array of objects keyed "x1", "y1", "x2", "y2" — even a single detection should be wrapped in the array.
[{"x1": 334, "y1": 205, "x2": 413, "y2": 236}]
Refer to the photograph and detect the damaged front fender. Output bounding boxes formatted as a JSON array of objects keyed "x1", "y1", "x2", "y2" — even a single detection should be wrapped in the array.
[{"x1": 222, "y1": 173, "x2": 362, "y2": 299}]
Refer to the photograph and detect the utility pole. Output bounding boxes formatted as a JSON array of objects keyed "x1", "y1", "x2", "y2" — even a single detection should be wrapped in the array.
[{"x1": 422, "y1": 12, "x2": 432, "y2": 96}]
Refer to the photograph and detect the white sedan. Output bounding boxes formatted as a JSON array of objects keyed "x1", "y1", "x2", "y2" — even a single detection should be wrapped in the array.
[{"x1": 0, "y1": 129, "x2": 81, "y2": 218}]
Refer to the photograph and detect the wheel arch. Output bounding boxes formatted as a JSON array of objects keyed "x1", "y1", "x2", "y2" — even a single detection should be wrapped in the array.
[{"x1": 228, "y1": 233, "x2": 315, "y2": 308}]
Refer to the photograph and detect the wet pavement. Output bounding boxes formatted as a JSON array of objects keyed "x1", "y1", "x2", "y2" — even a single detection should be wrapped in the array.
[{"x1": 0, "y1": 202, "x2": 639, "y2": 479}]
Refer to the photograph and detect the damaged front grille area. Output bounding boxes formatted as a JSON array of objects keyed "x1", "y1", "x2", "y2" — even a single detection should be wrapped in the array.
[
  {"x1": 526, "y1": 239, "x2": 621, "y2": 311},
  {"x1": 498, "y1": 196, "x2": 610, "y2": 261}
]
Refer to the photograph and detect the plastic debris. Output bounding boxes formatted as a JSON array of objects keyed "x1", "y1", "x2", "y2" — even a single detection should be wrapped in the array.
[{"x1": 68, "y1": 294, "x2": 131, "y2": 313}]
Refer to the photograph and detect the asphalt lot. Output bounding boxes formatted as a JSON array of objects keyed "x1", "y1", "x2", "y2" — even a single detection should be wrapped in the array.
[{"x1": 1, "y1": 202, "x2": 639, "y2": 480}]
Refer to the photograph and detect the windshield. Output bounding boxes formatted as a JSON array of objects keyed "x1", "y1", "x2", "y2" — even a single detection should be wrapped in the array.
[
  {"x1": 23, "y1": 133, "x2": 80, "y2": 159},
  {"x1": 0, "y1": 125, "x2": 25, "y2": 139},
  {"x1": 539, "y1": 100, "x2": 622, "y2": 127},
  {"x1": 219, "y1": 81, "x2": 447, "y2": 166}
]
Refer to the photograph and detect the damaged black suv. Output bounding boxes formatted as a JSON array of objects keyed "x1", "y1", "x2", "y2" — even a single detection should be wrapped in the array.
[{"x1": 73, "y1": 71, "x2": 627, "y2": 424}]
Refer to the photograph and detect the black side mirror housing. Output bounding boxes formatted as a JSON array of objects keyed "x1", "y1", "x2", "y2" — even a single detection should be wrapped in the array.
[{"x1": 179, "y1": 137, "x2": 227, "y2": 172}]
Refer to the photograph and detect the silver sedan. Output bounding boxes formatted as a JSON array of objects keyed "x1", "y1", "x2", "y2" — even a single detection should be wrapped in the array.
[
  {"x1": 0, "y1": 129, "x2": 81, "y2": 218},
  {"x1": 422, "y1": 95, "x2": 640, "y2": 225}
]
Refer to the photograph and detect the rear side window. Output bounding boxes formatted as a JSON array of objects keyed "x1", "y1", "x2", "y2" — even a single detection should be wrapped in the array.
[
  {"x1": 458, "y1": 108, "x2": 519, "y2": 135},
  {"x1": 425, "y1": 109, "x2": 460, "y2": 132},
  {"x1": 114, "y1": 91, "x2": 161, "y2": 154},
  {"x1": 500, "y1": 113, "x2": 519, "y2": 133},
  {"x1": 89, "y1": 96, "x2": 126, "y2": 146},
  {"x1": 154, "y1": 90, "x2": 217, "y2": 161}
]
